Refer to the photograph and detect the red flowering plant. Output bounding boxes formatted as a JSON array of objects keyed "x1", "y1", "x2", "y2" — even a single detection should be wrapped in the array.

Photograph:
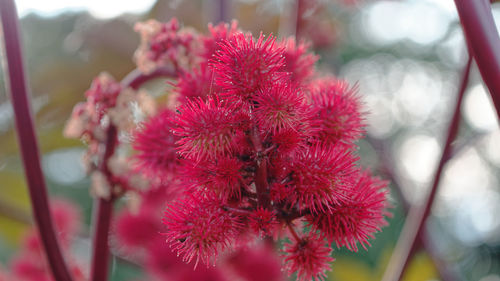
[
  {"x1": 126, "y1": 18, "x2": 391, "y2": 281},
  {"x1": 62, "y1": 18, "x2": 392, "y2": 281},
  {"x1": 0, "y1": 6, "x2": 390, "y2": 280},
  {"x1": 4, "y1": 1, "x2": 500, "y2": 281}
]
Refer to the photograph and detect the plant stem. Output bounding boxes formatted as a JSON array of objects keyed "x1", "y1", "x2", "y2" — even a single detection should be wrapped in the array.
[
  {"x1": 0, "y1": 1, "x2": 74, "y2": 280},
  {"x1": 90, "y1": 124, "x2": 117, "y2": 281},
  {"x1": 217, "y1": 0, "x2": 228, "y2": 23},
  {"x1": 454, "y1": 0, "x2": 500, "y2": 117},
  {"x1": 366, "y1": 137, "x2": 461, "y2": 281},
  {"x1": 381, "y1": 55, "x2": 472, "y2": 281},
  {"x1": 250, "y1": 127, "x2": 271, "y2": 208},
  {"x1": 90, "y1": 198, "x2": 114, "y2": 281},
  {"x1": 223, "y1": 206, "x2": 252, "y2": 216},
  {"x1": 121, "y1": 67, "x2": 177, "y2": 90},
  {"x1": 286, "y1": 223, "x2": 301, "y2": 242}
]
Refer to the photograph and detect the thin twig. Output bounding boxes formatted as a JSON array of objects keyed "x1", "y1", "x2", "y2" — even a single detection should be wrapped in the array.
[
  {"x1": 381, "y1": 55, "x2": 472, "y2": 281},
  {"x1": 454, "y1": 0, "x2": 500, "y2": 117},
  {"x1": 0, "y1": 1, "x2": 74, "y2": 280}
]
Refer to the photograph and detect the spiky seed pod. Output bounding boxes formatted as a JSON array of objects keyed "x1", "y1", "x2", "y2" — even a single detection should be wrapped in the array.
[
  {"x1": 182, "y1": 156, "x2": 243, "y2": 203},
  {"x1": 248, "y1": 207, "x2": 278, "y2": 236},
  {"x1": 172, "y1": 97, "x2": 247, "y2": 161},
  {"x1": 253, "y1": 81, "x2": 311, "y2": 135},
  {"x1": 132, "y1": 109, "x2": 178, "y2": 182},
  {"x1": 163, "y1": 193, "x2": 242, "y2": 268},
  {"x1": 200, "y1": 20, "x2": 241, "y2": 60},
  {"x1": 210, "y1": 32, "x2": 285, "y2": 100},
  {"x1": 287, "y1": 143, "x2": 359, "y2": 213},
  {"x1": 308, "y1": 170, "x2": 389, "y2": 251},
  {"x1": 175, "y1": 63, "x2": 216, "y2": 104},
  {"x1": 279, "y1": 38, "x2": 318, "y2": 85},
  {"x1": 283, "y1": 233, "x2": 334, "y2": 281}
]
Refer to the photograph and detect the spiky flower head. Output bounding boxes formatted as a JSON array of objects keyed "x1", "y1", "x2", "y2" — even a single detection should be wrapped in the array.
[
  {"x1": 175, "y1": 63, "x2": 216, "y2": 104},
  {"x1": 283, "y1": 234, "x2": 334, "y2": 281},
  {"x1": 132, "y1": 109, "x2": 178, "y2": 182},
  {"x1": 172, "y1": 97, "x2": 247, "y2": 161},
  {"x1": 182, "y1": 156, "x2": 243, "y2": 203},
  {"x1": 210, "y1": 32, "x2": 284, "y2": 100},
  {"x1": 287, "y1": 143, "x2": 359, "y2": 213},
  {"x1": 308, "y1": 170, "x2": 389, "y2": 251},
  {"x1": 279, "y1": 37, "x2": 318, "y2": 85},
  {"x1": 163, "y1": 193, "x2": 242, "y2": 268},
  {"x1": 200, "y1": 20, "x2": 241, "y2": 60},
  {"x1": 253, "y1": 80, "x2": 311, "y2": 134},
  {"x1": 309, "y1": 77, "x2": 364, "y2": 144},
  {"x1": 248, "y1": 207, "x2": 278, "y2": 236}
]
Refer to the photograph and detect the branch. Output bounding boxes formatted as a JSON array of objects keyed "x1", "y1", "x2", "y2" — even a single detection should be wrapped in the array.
[
  {"x1": 454, "y1": 0, "x2": 500, "y2": 118},
  {"x1": 381, "y1": 55, "x2": 472, "y2": 281},
  {"x1": 250, "y1": 127, "x2": 271, "y2": 208},
  {"x1": 0, "y1": 1, "x2": 74, "y2": 280},
  {"x1": 90, "y1": 125, "x2": 117, "y2": 281},
  {"x1": 121, "y1": 67, "x2": 177, "y2": 90}
]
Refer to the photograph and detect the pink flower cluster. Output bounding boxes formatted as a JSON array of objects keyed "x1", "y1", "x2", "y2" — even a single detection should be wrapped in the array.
[
  {"x1": 130, "y1": 19, "x2": 391, "y2": 281},
  {"x1": 0, "y1": 200, "x2": 86, "y2": 281},
  {"x1": 114, "y1": 183, "x2": 284, "y2": 281}
]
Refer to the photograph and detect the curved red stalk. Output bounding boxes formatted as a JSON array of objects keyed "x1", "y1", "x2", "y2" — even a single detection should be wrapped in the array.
[
  {"x1": 0, "y1": 0, "x2": 74, "y2": 280},
  {"x1": 287, "y1": 223, "x2": 301, "y2": 242},
  {"x1": 381, "y1": 55, "x2": 472, "y2": 281},
  {"x1": 454, "y1": 0, "x2": 500, "y2": 117},
  {"x1": 121, "y1": 67, "x2": 177, "y2": 90},
  {"x1": 90, "y1": 68, "x2": 177, "y2": 281}
]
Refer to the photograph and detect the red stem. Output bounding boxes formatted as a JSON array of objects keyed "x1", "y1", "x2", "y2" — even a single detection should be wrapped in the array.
[
  {"x1": 121, "y1": 66, "x2": 177, "y2": 90},
  {"x1": 90, "y1": 125, "x2": 117, "y2": 281},
  {"x1": 367, "y1": 136, "x2": 461, "y2": 281},
  {"x1": 381, "y1": 55, "x2": 472, "y2": 281},
  {"x1": 286, "y1": 223, "x2": 301, "y2": 242},
  {"x1": 0, "y1": 1, "x2": 74, "y2": 280},
  {"x1": 250, "y1": 127, "x2": 271, "y2": 208},
  {"x1": 222, "y1": 206, "x2": 252, "y2": 216},
  {"x1": 454, "y1": 0, "x2": 500, "y2": 118},
  {"x1": 90, "y1": 198, "x2": 114, "y2": 280}
]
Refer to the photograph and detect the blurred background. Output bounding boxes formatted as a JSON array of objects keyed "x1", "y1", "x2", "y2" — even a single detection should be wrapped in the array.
[{"x1": 1, "y1": 0, "x2": 500, "y2": 280}]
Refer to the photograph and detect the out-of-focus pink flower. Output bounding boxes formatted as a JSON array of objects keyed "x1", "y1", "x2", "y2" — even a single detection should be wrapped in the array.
[
  {"x1": 134, "y1": 18, "x2": 196, "y2": 74},
  {"x1": 283, "y1": 233, "x2": 334, "y2": 281},
  {"x1": 227, "y1": 244, "x2": 284, "y2": 281},
  {"x1": 6, "y1": 199, "x2": 86, "y2": 281}
]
